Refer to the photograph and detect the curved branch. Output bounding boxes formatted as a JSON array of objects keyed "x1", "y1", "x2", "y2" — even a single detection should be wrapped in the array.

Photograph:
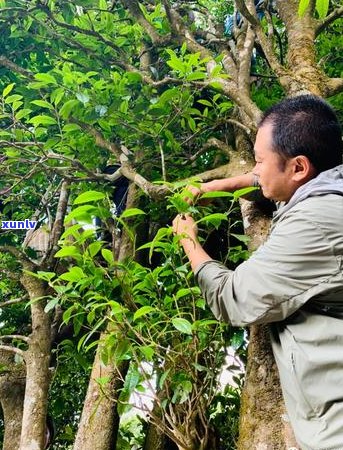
[
  {"x1": 0, "y1": 297, "x2": 28, "y2": 308},
  {"x1": 0, "y1": 335, "x2": 30, "y2": 344},
  {"x1": 315, "y1": 6, "x2": 343, "y2": 36},
  {"x1": 45, "y1": 180, "x2": 70, "y2": 264},
  {"x1": 325, "y1": 77, "x2": 343, "y2": 97},
  {"x1": 120, "y1": 0, "x2": 171, "y2": 46},
  {"x1": 0, "y1": 345, "x2": 26, "y2": 359},
  {"x1": 0, "y1": 245, "x2": 35, "y2": 268},
  {"x1": 39, "y1": 3, "x2": 124, "y2": 56},
  {"x1": 0, "y1": 56, "x2": 33, "y2": 78},
  {"x1": 235, "y1": 0, "x2": 259, "y2": 26}
]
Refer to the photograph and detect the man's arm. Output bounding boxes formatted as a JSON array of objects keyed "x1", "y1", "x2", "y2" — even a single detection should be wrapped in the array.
[
  {"x1": 172, "y1": 214, "x2": 213, "y2": 271},
  {"x1": 187, "y1": 172, "x2": 257, "y2": 203}
]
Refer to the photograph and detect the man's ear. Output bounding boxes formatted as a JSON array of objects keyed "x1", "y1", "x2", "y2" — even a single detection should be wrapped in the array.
[{"x1": 291, "y1": 155, "x2": 316, "y2": 182}]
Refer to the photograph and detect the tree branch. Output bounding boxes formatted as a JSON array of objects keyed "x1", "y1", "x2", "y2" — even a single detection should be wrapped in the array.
[
  {"x1": 0, "y1": 345, "x2": 26, "y2": 359},
  {"x1": 46, "y1": 180, "x2": 70, "y2": 262},
  {"x1": 0, "y1": 246, "x2": 35, "y2": 268},
  {"x1": 39, "y1": 3, "x2": 125, "y2": 57},
  {"x1": 75, "y1": 120, "x2": 169, "y2": 200},
  {"x1": 315, "y1": 6, "x2": 343, "y2": 36},
  {"x1": 325, "y1": 77, "x2": 343, "y2": 96},
  {"x1": 235, "y1": 0, "x2": 259, "y2": 26},
  {"x1": 0, "y1": 297, "x2": 28, "y2": 308},
  {"x1": 0, "y1": 335, "x2": 30, "y2": 344},
  {"x1": 0, "y1": 56, "x2": 33, "y2": 78},
  {"x1": 120, "y1": 0, "x2": 171, "y2": 46}
]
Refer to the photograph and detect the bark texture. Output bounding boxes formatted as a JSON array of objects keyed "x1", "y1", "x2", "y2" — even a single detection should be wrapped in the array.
[
  {"x1": 0, "y1": 351, "x2": 25, "y2": 450},
  {"x1": 72, "y1": 341, "x2": 129, "y2": 450},
  {"x1": 19, "y1": 272, "x2": 52, "y2": 450}
]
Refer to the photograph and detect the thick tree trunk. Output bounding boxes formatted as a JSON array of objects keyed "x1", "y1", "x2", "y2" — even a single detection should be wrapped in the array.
[
  {"x1": 19, "y1": 273, "x2": 52, "y2": 450},
  {"x1": 72, "y1": 339, "x2": 129, "y2": 450},
  {"x1": 0, "y1": 352, "x2": 25, "y2": 450},
  {"x1": 143, "y1": 420, "x2": 178, "y2": 450},
  {"x1": 238, "y1": 325, "x2": 297, "y2": 449}
]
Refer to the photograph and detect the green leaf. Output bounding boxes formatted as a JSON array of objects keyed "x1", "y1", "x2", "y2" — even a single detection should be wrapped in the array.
[
  {"x1": 88, "y1": 241, "x2": 102, "y2": 258},
  {"x1": 59, "y1": 266, "x2": 85, "y2": 282},
  {"x1": 31, "y1": 99, "x2": 54, "y2": 110},
  {"x1": 172, "y1": 318, "x2": 193, "y2": 335},
  {"x1": 166, "y1": 57, "x2": 185, "y2": 73},
  {"x1": 55, "y1": 246, "x2": 80, "y2": 258},
  {"x1": 159, "y1": 369, "x2": 170, "y2": 389},
  {"x1": 73, "y1": 190, "x2": 106, "y2": 205},
  {"x1": 197, "y1": 99, "x2": 212, "y2": 107},
  {"x1": 200, "y1": 191, "x2": 233, "y2": 199},
  {"x1": 133, "y1": 306, "x2": 156, "y2": 321},
  {"x1": 209, "y1": 81, "x2": 223, "y2": 90},
  {"x1": 59, "y1": 100, "x2": 80, "y2": 119},
  {"x1": 233, "y1": 186, "x2": 258, "y2": 200},
  {"x1": 62, "y1": 123, "x2": 81, "y2": 132},
  {"x1": 36, "y1": 271, "x2": 56, "y2": 281},
  {"x1": 298, "y1": 0, "x2": 310, "y2": 16},
  {"x1": 64, "y1": 205, "x2": 96, "y2": 223},
  {"x1": 44, "y1": 297, "x2": 60, "y2": 313},
  {"x1": 15, "y1": 109, "x2": 32, "y2": 120},
  {"x1": 315, "y1": 0, "x2": 329, "y2": 18},
  {"x1": 139, "y1": 346, "x2": 154, "y2": 360},
  {"x1": 28, "y1": 115, "x2": 57, "y2": 126},
  {"x1": 5, "y1": 94, "x2": 23, "y2": 104},
  {"x1": 101, "y1": 249, "x2": 114, "y2": 266},
  {"x1": 186, "y1": 72, "x2": 206, "y2": 81},
  {"x1": 2, "y1": 83, "x2": 15, "y2": 98},
  {"x1": 175, "y1": 287, "x2": 201, "y2": 300},
  {"x1": 120, "y1": 208, "x2": 146, "y2": 218},
  {"x1": 196, "y1": 213, "x2": 228, "y2": 227},
  {"x1": 231, "y1": 233, "x2": 250, "y2": 245},
  {"x1": 34, "y1": 73, "x2": 58, "y2": 85}
]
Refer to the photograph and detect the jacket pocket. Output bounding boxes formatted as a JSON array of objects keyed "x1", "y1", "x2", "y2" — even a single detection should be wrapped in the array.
[{"x1": 290, "y1": 351, "x2": 318, "y2": 419}]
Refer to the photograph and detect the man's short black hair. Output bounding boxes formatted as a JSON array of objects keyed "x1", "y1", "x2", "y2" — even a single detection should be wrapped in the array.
[{"x1": 259, "y1": 95, "x2": 342, "y2": 173}]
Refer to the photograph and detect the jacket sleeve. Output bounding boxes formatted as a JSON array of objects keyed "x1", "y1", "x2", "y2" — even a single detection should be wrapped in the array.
[{"x1": 194, "y1": 208, "x2": 340, "y2": 326}]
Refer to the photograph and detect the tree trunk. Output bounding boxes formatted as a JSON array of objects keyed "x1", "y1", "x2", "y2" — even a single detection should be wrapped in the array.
[
  {"x1": 19, "y1": 273, "x2": 52, "y2": 450},
  {"x1": 0, "y1": 352, "x2": 25, "y2": 450},
  {"x1": 143, "y1": 420, "x2": 178, "y2": 450},
  {"x1": 238, "y1": 325, "x2": 297, "y2": 449},
  {"x1": 72, "y1": 339, "x2": 129, "y2": 450}
]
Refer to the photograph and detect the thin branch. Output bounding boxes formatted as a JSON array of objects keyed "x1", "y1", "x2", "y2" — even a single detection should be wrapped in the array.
[
  {"x1": 121, "y1": 0, "x2": 171, "y2": 46},
  {"x1": 325, "y1": 77, "x2": 343, "y2": 97},
  {"x1": 0, "y1": 56, "x2": 33, "y2": 78},
  {"x1": 39, "y1": 3, "x2": 124, "y2": 56},
  {"x1": 0, "y1": 296, "x2": 28, "y2": 308},
  {"x1": 0, "y1": 246, "x2": 36, "y2": 268},
  {"x1": 0, "y1": 345, "x2": 26, "y2": 359},
  {"x1": 74, "y1": 120, "x2": 169, "y2": 199},
  {"x1": 46, "y1": 180, "x2": 70, "y2": 262},
  {"x1": 235, "y1": 0, "x2": 259, "y2": 26},
  {"x1": 315, "y1": 6, "x2": 343, "y2": 35},
  {"x1": 184, "y1": 138, "x2": 234, "y2": 164},
  {"x1": 0, "y1": 335, "x2": 30, "y2": 344}
]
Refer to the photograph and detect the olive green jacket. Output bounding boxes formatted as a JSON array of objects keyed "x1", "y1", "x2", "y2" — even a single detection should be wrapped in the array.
[{"x1": 195, "y1": 165, "x2": 343, "y2": 450}]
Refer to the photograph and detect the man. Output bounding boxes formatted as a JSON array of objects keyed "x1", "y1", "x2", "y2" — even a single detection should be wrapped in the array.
[{"x1": 173, "y1": 95, "x2": 343, "y2": 450}]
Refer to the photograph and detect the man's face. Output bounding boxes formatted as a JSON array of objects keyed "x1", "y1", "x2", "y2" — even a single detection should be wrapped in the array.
[{"x1": 253, "y1": 122, "x2": 297, "y2": 202}]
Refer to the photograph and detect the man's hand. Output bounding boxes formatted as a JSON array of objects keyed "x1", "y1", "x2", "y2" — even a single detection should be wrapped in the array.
[
  {"x1": 172, "y1": 214, "x2": 198, "y2": 241},
  {"x1": 183, "y1": 175, "x2": 255, "y2": 205},
  {"x1": 172, "y1": 213, "x2": 212, "y2": 271}
]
